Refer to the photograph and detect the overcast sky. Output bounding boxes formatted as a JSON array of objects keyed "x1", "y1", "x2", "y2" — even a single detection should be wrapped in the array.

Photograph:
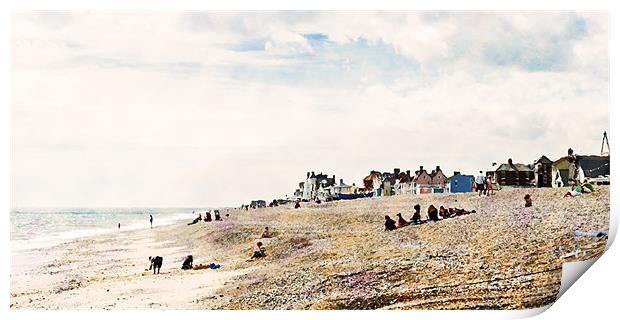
[{"x1": 11, "y1": 12, "x2": 608, "y2": 208}]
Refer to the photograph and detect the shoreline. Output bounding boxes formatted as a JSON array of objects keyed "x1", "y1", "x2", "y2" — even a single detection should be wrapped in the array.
[{"x1": 10, "y1": 186, "x2": 610, "y2": 310}]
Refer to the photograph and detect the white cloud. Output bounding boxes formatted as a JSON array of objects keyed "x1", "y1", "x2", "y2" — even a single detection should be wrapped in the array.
[{"x1": 11, "y1": 12, "x2": 608, "y2": 207}]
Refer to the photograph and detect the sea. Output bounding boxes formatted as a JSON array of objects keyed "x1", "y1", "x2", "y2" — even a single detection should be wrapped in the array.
[{"x1": 10, "y1": 208, "x2": 201, "y2": 252}]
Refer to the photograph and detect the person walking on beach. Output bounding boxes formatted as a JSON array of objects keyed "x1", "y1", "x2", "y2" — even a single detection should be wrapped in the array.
[
  {"x1": 485, "y1": 175, "x2": 494, "y2": 196},
  {"x1": 118, "y1": 223, "x2": 120, "y2": 229},
  {"x1": 149, "y1": 256, "x2": 163, "y2": 274},
  {"x1": 149, "y1": 215, "x2": 153, "y2": 228},
  {"x1": 475, "y1": 171, "x2": 486, "y2": 196}
]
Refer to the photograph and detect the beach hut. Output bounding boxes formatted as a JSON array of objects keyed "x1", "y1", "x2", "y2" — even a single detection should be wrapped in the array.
[
  {"x1": 533, "y1": 155, "x2": 553, "y2": 187},
  {"x1": 494, "y1": 158, "x2": 534, "y2": 187},
  {"x1": 448, "y1": 172, "x2": 475, "y2": 193},
  {"x1": 552, "y1": 155, "x2": 610, "y2": 187}
]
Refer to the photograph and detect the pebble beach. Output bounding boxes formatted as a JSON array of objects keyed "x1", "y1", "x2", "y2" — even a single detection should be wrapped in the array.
[{"x1": 10, "y1": 186, "x2": 610, "y2": 310}]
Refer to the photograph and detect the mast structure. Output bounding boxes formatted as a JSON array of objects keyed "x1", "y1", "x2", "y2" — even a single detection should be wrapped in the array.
[{"x1": 601, "y1": 131, "x2": 610, "y2": 155}]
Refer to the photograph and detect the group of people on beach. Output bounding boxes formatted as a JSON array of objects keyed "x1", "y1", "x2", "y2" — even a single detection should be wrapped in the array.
[
  {"x1": 384, "y1": 204, "x2": 475, "y2": 231},
  {"x1": 188, "y1": 210, "x2": 222, "y2": 225},
  {"x1": 561, "y1": 148, "x2": 597, "y2": 198},
  {"x1": 475, "y1": 171, "x2": 495, "y2": 196}
]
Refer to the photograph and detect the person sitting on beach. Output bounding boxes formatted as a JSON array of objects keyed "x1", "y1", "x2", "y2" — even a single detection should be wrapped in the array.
[
  {"x1": 524, "y1": 194, "x2": 533, "y2": 207},
  {"x1": 261, "y1": 227, "x2": 271, "y2": 238},
  {"x1": 187, "y1": 215, "x2": 202, "y2": 225},
  {"x1": 251, "y1": 242, "x2": 267, "y2": 259},
  {"x1": 581, "y1": 179, "x2": 594, "y2": 193},
  {"x1": 449, "y1": 208, "x2": 475, "y2": 217},
  {"x1": 295, "y1": 200, "x2": 301, "y2": 209},
  {"x1": 563, "y1": 179, "x2": 583, "y2": 198},
  {"x1": 427, "y1": 205, "x2": 439, "y2": 221},
  {"x1": 384, "y1": 215, "x2": 397, "y2": 231},
  {"x1": 396, "y1": 213, "x2": 409, "y2": 228},
  {"x1": 214, "y1": 210, "x2": 222, "y2": 221},
  {"x1": 439, "y1": 206, "x2": 449, "y2": 219},
  {"x1": 149, "y1": 256, "x2": 163, "y2": 274},
  {"x1": 410, "y1": 204, "x2": 422, "y2": 224},
  {"x1": 205, "y1": 211, "x2": 212, "y2": 222},
  {"x1": 181, "y1": 255, "x2": 193, "y2": 270}
]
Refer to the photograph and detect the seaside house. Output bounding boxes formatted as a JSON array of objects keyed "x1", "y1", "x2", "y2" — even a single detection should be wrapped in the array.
[
  {"x1": 393, "y1": 170, "x2": 414, "y2": 195},
  {"x1": 414, "y1": 166, "x2": 433, "y2": 194},
  {"x1": 447, "y1": 172, "x2": 475, "y2": 193},
  {"x1": 363, "y1": 171, "x2": 383, "y2": 197},
  {"x1": 332, "y1": 179, "x2": 355, "y2": 195},
  {"x1": 301, "y1": 172, "x2": 337, "y2": 200},
  {"x1": 493, "y1": 158, "x2": 534, "y2": 187},
  {"x1": 430, "y1": 166, "x2": 448, "y2": 193}
]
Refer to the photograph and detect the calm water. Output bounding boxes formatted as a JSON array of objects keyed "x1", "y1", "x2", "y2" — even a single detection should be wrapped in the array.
[{"x1": 10, "y1": 208, "x2": 202, "y2": 251}]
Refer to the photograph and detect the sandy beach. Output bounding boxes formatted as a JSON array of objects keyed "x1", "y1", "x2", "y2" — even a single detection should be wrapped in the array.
[{"x1": 10, "y1": 186, "x2": 609, "y2": 310}]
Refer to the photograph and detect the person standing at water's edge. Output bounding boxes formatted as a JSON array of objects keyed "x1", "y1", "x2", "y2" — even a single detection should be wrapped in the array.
[{"x1": 150, "y1": 214, "x2": 153, "y2": 228}]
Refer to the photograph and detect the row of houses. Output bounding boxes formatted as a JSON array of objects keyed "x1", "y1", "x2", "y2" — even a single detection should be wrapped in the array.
[{"x1": 290, "y1": 153, "x2": 610, "y2": 202}]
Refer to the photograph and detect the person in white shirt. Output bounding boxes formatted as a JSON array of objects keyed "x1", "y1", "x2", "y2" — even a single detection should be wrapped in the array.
[{"x1": 475, "y1": 171, "x2": 486, "y2": 196}]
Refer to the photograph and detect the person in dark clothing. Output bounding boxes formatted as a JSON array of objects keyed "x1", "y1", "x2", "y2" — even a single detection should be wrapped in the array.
[
  {"x1": 439, "y1": 206, "x2": 449, "y2": 219},
  {"x1": 524, "y1": 194, "x2": 533, "y2": 207},
  {"x1": 214, "y1": 210, "x2": 221, "y2": 221},
  {"x1": 410, "y1": 204, "x2": 422, "y2": 224},
  {"x1": 181, "y1": 255, "x2": 193, "y2": 270},
  {"x1": 205, "y1": 211, "x2": 212, "y2": 222},
  {"x1": 384, "y1": 215, "x2": 397, "y2": 231},
  {"x1": 149, "y1": 256, "x2": 163, "y2": 274},
  {"x1": 294, "y1": 200, "x2": 301, "y2": 209},
  {"x1": 149, "y1": 215, "x2": 153, "y2": 228},
  {"x1": 118, "y1": 223, "x2": 121, "y2": 229},
  {"x1": 428, "y1": 205, "x2": 439, "y2": 221}
]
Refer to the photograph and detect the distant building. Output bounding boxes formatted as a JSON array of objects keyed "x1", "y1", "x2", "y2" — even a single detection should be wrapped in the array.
[
  {"x1": 300, "y1": 172, "x2": 336, "y2": 200},
  {"x1": 493, "y1": 158, "x2": 534, "y2": 187},
  {"x1": 249, "y1": 200, "x2": 266, "y2": 209},
  {"x1": 414, "y1": 165, "x2": 448, "y2": 194},
  {"x1": 447, "y1": 171, "x2": 475, "y2": 193},
  {"x1": 363, "y1": 171, "x2": 383, "y2": 196}
]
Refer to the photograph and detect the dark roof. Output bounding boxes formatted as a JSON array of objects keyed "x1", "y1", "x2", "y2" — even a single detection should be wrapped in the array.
[{"x1": 535, "y1": 155, "x2": 553, "y2": 164}]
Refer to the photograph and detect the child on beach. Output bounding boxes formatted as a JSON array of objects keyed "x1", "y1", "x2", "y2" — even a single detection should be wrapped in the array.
[
  {"x1": 251, "y1": 242, "x2": 267, "y2": 259},
  {"x1": 524, "y1": 194, "x2": 532, "y2": 207},
  {"x1": 261, "y1": 227, "x2": 271, "y2": 238},
  {"x1": 148, "y1": 256, "x2": 163, "y2": 274},
  {"x1": 563, "y1": 179, "x2": 583, "y2": 198}
]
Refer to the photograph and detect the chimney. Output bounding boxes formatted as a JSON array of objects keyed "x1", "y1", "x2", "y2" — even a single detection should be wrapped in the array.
[
  {"x1": 508, "y1": 158, "x2": 513, "y2": 165},
  {"x1": 454, "y1": 171, "x2": 460, "y2": 176},
  {"x1": 436, "y1": 166, "x2": 441, "y2": 172},
  {"x1": 406, "y1": 170, "x2": 411, "y2": 177},
  {"x1": 333, "y1": 175, "x2": 336, "y2": 181},
  {"x1": 340, "y1": 179, "x2": 344, "y2": 184},
  {"x1": 394, "y1": 168, "x2": 400, "y2": 175},
  {"x1": 419, "y1": 165, "x2": 424, "y2": 172},
  {"x1": 311, "y1": 171, "x2": 315, "y2": 177},
  {"x1": 307, "y1": 172, "x2": 310, "y2": 179}
]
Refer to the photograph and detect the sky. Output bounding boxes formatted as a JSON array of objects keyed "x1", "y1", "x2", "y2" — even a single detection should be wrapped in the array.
[{"x1": 11, "y1": 11, "x2": 609, "y2": 208}]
